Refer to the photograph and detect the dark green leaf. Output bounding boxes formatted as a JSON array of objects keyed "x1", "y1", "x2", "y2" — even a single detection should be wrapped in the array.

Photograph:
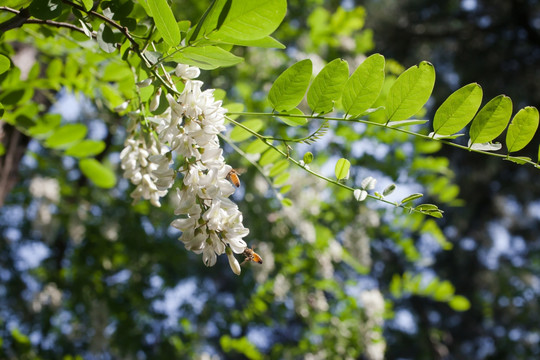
[
  {"x1": 148, "y1": 0, "x2": 181, "y2": 47},
  {"x1": 79, "y1": 159, "x2": 117, "y2": 188},
  {"x1": 386, "y1": 61, "x2": 435, "y2": 122},
  {"x1": 506, "y1": 106, "x2": 539, "y2": 152},
  {"x1": 307, "y1": 58, "x2": 349, "y2": 114},
  {"x1": 29, "y1": 0, "x2": 64, "y2": 20},
  {"x1": 469, "y1": 95, "x2": 512, "y2": 145},
  {"x1": 97, "y1": 23, "x2": 117, "y2": 53},
  {"x1": 342, "y1": 53, "x2": 385, "y2": 117},
  {"x1": 268, "y1": 59, "x2": 312, "y2": 112}
]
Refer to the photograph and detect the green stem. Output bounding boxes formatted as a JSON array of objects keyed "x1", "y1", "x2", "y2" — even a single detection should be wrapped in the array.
[
  {"x1": 227, "y1": 111, "x2": 539, "y2": 168},
  {"x1": 225, "y1": 115, "x2": 425, "y2": 214}
]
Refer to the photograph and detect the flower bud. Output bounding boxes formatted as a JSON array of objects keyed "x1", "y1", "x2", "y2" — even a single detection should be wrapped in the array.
[
  {"x1": 149, "y1": 88, "x2": 162, "y2": 111},
  {"x1": 226, "y1": 246, "x2": 241, "y2": 275}
]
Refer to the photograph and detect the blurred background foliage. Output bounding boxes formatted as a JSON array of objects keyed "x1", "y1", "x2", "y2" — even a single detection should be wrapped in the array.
[{"x1": 0, "y1": 0, "x2": 539, "y2": 359}]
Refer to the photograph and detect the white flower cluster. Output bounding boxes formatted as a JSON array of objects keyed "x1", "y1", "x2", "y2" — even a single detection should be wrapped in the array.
[
  {"x1": 119, "y1": 64, "x2": 248, "y2": 274},
  {"x1": 120, "y1": 136, "x2": 170, "y2": 207},
  {"x1": 359, "y1": 289, "x2": 386, "y2": 360}
]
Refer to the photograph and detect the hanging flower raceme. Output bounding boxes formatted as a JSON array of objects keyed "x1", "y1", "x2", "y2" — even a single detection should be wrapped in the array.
[{"x1": 119, "y1": 64, "x2": 248, "y2": 274}]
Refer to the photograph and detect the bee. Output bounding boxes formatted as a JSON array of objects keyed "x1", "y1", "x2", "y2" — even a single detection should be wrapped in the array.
[
  {"x1": 227, "y1": 168, "x2": 243, "y2": 188},
  {"x1": 241, "y1": 246, "x2": 263, "y2": 265}
]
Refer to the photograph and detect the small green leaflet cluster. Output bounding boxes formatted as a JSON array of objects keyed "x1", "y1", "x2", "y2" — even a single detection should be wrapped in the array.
[
  {"x1": 227, "y1": 53, "x2": 539, "y2": 215},
  {"x1": 432, "y1": 84, "x2": 539, "y2": 165},
  {"x1": 266, "y1": 54, "x2": 539, "y2": 168},
  {"x1": 139, "y1": 0, "x2": 287, "y2": 70},
  {"x1": 390, "y1": 271, "x2": 471, "y2": 312},
  {"x1": 0, "y1": 54, "x2": 115, "y2": 189}
]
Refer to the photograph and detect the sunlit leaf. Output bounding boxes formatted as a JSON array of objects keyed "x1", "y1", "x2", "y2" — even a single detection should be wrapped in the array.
[
  {"x1": 506, "y1": 106, "x2": 539, "y2": 152},
  {"x1": 307, "y1": 58, "x2": 349, "y2": 114},
  {"x1": 208, "y1": 0, "x2": 287, "y2": 41},
  {"x1": 171, "y1": 46, "x2": 243, "y2": 70},
  {"x1": 79, "y1": 158, "x2": 117, "y2": 189},
  {"x1": 45, "y1": 124, "x2": 87, "y2": 149},
  {"x1": 303, "y1": 152, "x2": 313, "y2": 164},
  {"x1": 269, "y1": 159, "x2": 289, "y2": 177},
  {"x1": 0, "y1": 54, "x2": 10, "y2": 75},
  {"x1": 65, "y1": 140, "x2": 106, "y2": 158},
  {"x1": 277, "y1": 108, "x2": 307, "y2": 126},
  {"x1": 342, "y1": 53, "x2": 385, "y2": 117},
  {"x1": 335, "y1": 158, "x2": 350, "y2": 180},
  {"x1": 433, "y1": 83, "x2": 483, "y2": 136},
  {"x1": 469, "y1": 95, "x2": 512, "y2": 145},
  {"x1": 230, "y1": 119, "x2": 263, "y2": 142},
  {"x1": 449, "y1": 295, "x2": 471, "y2": 312},
  {"x1": 148, "y1": 0, "x2": 181, "y2": 47},
  {"x1": 268, "y1": 59, "x2": 312, "y2": 112},
  {"x1": 386, "y1": 61, "x2": 435, "y2": 122}
]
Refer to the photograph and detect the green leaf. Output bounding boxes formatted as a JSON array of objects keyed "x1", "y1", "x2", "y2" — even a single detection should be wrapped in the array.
[
  {"x1": 230, "y1": 119, "x2": 263, "y2": 142},
  {"x1": 65, "y1": 140, "x2": 106, "y2": 158},
  {"x1": 148, "y1": 0, "x2": 181, "y2": 47},
  {"x1": 259, "y1": 148, "x2": 281, "y2": 166},
  {"x1": 245, "y1": 139, "x2": 270, "y2": 154},
  {"x1": 433, "y1": 83, "x2": 483, "y2": 136},
  {"x1": 171, "y1": 46, "x2": 243, "y2": 70},
  {"x1": 303, "y1": 152, "x2": 313, "y2": 164},
  {"x1": 273, "y1": 172, "x2": 289, "y2": 186},
  {"x1": 209, "y1": 0, "x2": 287, "y2": 41},
  {"x1": 45, "y1": 124, "x2": 87, "y2": 149},
  {"x1": 469, "y1": 95, "x2": 512, "y2": 145},
  {"x1": 97, "y1": 23, "x2": 117, "y2": 53},
  {"x1": 269, "y1": 159, "x2": 289, "y2": 177},
  {"x1": 433, "y1": 281, "x2": 455, "y2": 301},
  {"x1": 506, "y1": 106, "x2": 539, "y2": 152},
  {"x1": 342, "y1": 53, "x2": 385, "y2": 117},
  {"x1": 449, "y1": 295, "x2": 471, "y2": 312},
  {"x1": 27, "y1": 114, "x2": 61, "y2": 137},
  {"x1": 214, "y1": 35, "x2": 285, "y2": 49},
  {"x1": 187, "y1": 0, "x2": 230, "y2": 43},
  {"x1": 0, "y1": 103, "x2": 4, "y2": 118},
  {"x1": 29, "y1": 0, "x2": 64, "y2": 20},
  {"x1": 268, "y1": 59, "x2": 312, "y2": 112},
  {"x1": 307, "y1": 58, "x2": 349, "y2": 114},
  {"x1": 0, "y1": 143, "x2": 4, "y2": 156},
  {"x1": 277, "y1": 108, "x2": 307, "y2": 126},
  {"x1": 81, "y1": 0, "x2": 93, "y2": 11},
  {"x1": 504, "y1": 156, "x2": 532, "y2": 165},
  {"x1": 400, "y1": 193, "x2": 423, "y2": 204},
  {"x1": 79, "y1": 159, "x2": 116, "y2": 189},
  {"x1": 386, "y1": 61, "x2": 435, "y2": 122},
  {"x1": 0, "y1": 54, "x2": 11, "y2": 75},
  {"x1": 387, "y1": 119, "x2": 428, "y2": 127},
  {"x1": 383, "y1": 184, "x2": 396, "y2": 196},
  {"x1": 334, "y1": 158, "x2": 350, "y2": 180}
]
